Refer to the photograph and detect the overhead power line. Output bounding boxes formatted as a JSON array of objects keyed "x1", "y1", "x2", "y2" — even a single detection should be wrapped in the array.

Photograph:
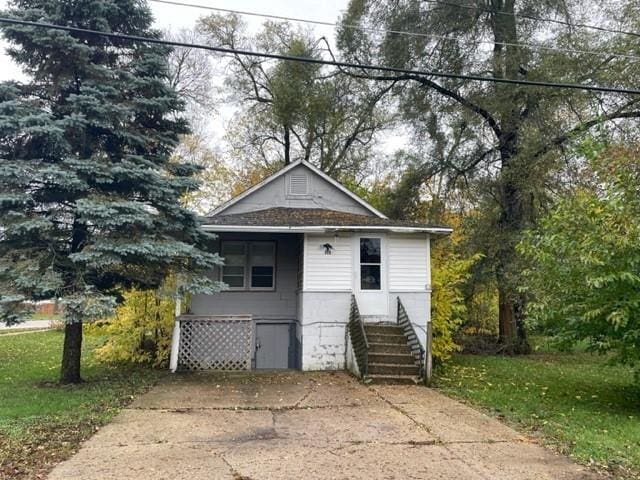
[
  {"x1": 422, "y1": 0, "x2": 640, "y2": 39},
  {"x1": 1, "y1": 17, "x2": 640, "y2": 95},
  {"x1": 148, "y1": 0, "x2": 640, "y2": 61}
]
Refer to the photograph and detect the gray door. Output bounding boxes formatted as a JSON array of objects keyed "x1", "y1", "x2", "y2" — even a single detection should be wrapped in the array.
[{"x1": 255, "y1": 323, "x2": 290, "y2": 369}]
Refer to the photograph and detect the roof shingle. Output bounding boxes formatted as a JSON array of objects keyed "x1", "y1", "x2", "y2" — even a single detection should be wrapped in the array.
[{"x1": 202, "y1": 207, "x2": 449, "y2": 230}]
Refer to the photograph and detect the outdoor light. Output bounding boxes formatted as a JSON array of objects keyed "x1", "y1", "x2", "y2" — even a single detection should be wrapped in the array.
[{"x1": 323, "y1": 243, "x2": 334, "y2": 255}]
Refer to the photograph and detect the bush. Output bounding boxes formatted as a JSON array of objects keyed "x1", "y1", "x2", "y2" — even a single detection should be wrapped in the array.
[
  {"x1": 518, "y1": 146, "x2": 640, "y2": 379},
  {"x1": 87, "y1": 280, "x2": 178, "y2": 367},
  {"x1": 431, "y1": 239, "x2": 480, "y2": 361}
]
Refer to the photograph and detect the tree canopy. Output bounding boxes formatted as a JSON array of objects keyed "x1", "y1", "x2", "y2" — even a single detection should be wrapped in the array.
[
  {"x1": 197, "y1": 14, "x2": 394, "y2": 182},
  {"x1": 519, "y1": 145, "x2": 640, "y2": 374},
  {"x1": 338, "y1": 0, "x2": 640, "y2": 352},
  {"x1": 0, "y1": 0, "x2": 222, "y2": 383}
]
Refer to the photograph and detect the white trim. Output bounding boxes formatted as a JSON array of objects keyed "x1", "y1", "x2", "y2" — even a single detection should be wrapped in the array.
[
  {"x1": 208, "y1": 160, "x2": 388, "y2": 218},
  {"x1": 202, "y1": 224, "x2": 452, "y2": 234},
  {"x1": 169, "y1": 318, "x2": 180, "y2": 373},
  {"x1": 353, "y1": 233, "x2": 389, "y2": 316}
]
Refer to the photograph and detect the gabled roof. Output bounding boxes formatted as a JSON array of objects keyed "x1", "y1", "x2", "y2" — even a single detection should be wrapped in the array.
[
  {"x1": 208, "y1": 160, "x2": 388, "y2": 219},
  {"x1": 201, "y1": 207, "x2": 452, "y2": 234}
]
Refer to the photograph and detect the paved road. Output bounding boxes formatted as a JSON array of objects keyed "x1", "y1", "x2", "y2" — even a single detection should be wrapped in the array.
[
  {"x1": 48, "y1": 371, "x2": 597, "y2": 480},
  {"x1": 0, "y1": 320, "x2": 51, "y2": 331}
]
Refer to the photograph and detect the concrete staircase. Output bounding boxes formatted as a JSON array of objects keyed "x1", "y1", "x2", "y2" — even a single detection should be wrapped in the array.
[{"x1": 364, "y1": 324, "x2": 421, "y2": 384}]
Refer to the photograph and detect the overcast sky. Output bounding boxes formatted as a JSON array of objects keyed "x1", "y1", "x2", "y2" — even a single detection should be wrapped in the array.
[
  {"x1": 0, "y1": 0, "x2": 348, "y2": 81},
  {"x1": 0, "y1": 0, "x2": 405, "y2": 155}
]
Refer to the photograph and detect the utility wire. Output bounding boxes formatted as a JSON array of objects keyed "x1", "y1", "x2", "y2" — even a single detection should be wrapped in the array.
[
  {"x1": 148, "y1": 0, "x2": 640, "y2": 61},
  {"x1": 1, "y1": 17, "x2": 640, "y2": 95},
  {"x1": 422, "y1": 0, "x2": 640, "y2": 39}
]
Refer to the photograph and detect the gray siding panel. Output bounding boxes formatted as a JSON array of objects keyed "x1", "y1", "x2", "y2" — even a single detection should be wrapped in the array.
[
  {"x1": 221, "y1": 164, "x2": 374, "y2": 216},
  {"x1": 189, "y1": 233, "x2": 301, "y2": 319}
]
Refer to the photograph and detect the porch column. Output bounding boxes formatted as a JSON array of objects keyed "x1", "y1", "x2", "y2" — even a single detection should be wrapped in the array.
[
  {"x1": 425, "y1": 321, "x2": 433, "y2": 386},
  {"x1": 169, "y1": 295, "x2": 181, "y2": 373}
]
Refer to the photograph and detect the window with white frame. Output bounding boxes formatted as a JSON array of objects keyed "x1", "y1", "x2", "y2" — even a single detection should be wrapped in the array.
[
  {"x1": 359, "y1": 237, "x2": 381, "y2": 290},
  {"x1": 221, "y1": 241, "x2": 276, "y2": 290}
]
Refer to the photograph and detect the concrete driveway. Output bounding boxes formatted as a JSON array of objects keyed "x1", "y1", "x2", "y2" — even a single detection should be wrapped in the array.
[{"x1": 48, "y1": 371, "x2": 596, "y2": 480}]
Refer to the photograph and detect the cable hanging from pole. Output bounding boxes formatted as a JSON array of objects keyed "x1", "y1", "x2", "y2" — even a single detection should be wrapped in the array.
[
  {"x1": 421, "y1": 0, "x2": 640, "y2": 39},
  {"x1": 148, "y1": 0, "x2": 640, "y2": 61},
  {"x1": 1, "y1": 17, "x2": 640, "y2": 95}
]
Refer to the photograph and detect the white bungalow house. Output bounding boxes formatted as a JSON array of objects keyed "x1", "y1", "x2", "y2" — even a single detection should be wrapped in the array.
[{"x1": 169, "y1": 160, "x2": 451, "y2": 384}]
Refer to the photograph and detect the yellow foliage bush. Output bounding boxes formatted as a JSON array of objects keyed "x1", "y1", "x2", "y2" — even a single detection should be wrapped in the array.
[
  {"x1": 431, "y1": 241, "x2": 480, "y2": 362},
  {"x1": 87, "y1": 285, "x2": 177, "y2": 367}
]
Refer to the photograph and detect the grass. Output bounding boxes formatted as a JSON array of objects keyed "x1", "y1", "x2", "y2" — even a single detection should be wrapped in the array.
[
  {"x1": 29, "y1": 313, "x2": 62, "y2": 321},
  {"x1": 434, "y1": 341, "x2": 640, "y2": 479},
  {"x1": 0, "y1": 330, "x2": 166, "y2": 479}
]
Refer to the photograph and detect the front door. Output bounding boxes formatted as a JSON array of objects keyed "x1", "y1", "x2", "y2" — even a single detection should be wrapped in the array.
[
  {"x1": 354, "y1": 235, "x2": 389, "y2": 317},
  {"x1": 255, "y1": 323, "x2": 290, "y2": 369}
]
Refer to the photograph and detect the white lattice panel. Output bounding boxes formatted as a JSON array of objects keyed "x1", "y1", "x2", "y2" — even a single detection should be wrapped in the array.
[{"x1": 178, "y1": 316, "x2": 253, "y2": 371}]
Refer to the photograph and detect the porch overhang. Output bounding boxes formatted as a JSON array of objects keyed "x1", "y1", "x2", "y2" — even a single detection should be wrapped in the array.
[{"x1": 201, "y1": 224, "x2": 453, "y2": 235}]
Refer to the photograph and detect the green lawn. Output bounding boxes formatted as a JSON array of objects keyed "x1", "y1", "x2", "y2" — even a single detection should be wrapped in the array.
[
  {"x1": 0, "y1": 330, "x2": 165, "y2": 479},
  {"x1": 435, "y1": 346, "x2": 640, "y2": 479}
]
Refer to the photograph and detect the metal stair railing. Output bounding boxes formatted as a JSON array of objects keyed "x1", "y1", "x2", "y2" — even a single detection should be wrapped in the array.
[
  {"x1": 396, "y1": 297, "x2": 425, "y2": 380},
  {"x1": 347, "y1": 295, "x2": 369, "y2": 377}
]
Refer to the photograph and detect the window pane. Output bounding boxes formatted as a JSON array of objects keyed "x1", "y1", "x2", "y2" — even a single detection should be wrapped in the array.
[
  {"x1": 222, "y1": 266, "x2": 244, "y2": 276},
  {"x1": 222, "y1": 243, "x2": 245, "y2": 255},
  {"x1": 251, "y1": 243, "x2": 274, "y2": 265},
  {"x1": 251, "y1": 266, "x2": 273, "y2": 288},
  {"x1": 222, "y1": 242, "x2": 246, "y2": 267},
  {"x1": 225, "y1": 255, "x2": 245, "y2": 266},
  {"x1": 223, "y1": 275, "x2": 244, "y2": 288},
  {"x1": 252, "y1": 266, "x2": 273, "y2": 276},
  {"x1": 361, "y1": 265, "x2": 381, "y2": 290},
  {"x1": 360, "y1": 238, "x2": 381, "y2": 264}
]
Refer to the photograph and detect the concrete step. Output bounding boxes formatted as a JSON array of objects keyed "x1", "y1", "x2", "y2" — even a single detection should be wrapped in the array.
[
  {"x1": 367, "y1": 362, "x2": 420, "y2": 376},
  {"x1": 368, "y1": 352, "x2": 417, "y2": 365},
  {"x1": 368, "y1": 342, "x2": 413, "y2": 354},
  {"x1": 366, "y1": 333, "x2": 407, "y2": 345},
  {"x1": 364, "y1": 324, "x2": 403, "y2": 335},
  {"x1": 366, "y1": 374, "x2": 422, "y2": 385}
]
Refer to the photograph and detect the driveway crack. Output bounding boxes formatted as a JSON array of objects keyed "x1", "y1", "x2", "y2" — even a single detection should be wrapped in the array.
[{"x1": 367, "y1": 387, "x2": 443, "y2": 443}]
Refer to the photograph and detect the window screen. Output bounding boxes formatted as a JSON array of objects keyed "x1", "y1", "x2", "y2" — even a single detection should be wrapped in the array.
[
  {"x1": 250, "y1": 242, "x2": 275, "y2": 289},
  {"x1": 221, "y1": 242, "x2": 246, "y2": 288}
]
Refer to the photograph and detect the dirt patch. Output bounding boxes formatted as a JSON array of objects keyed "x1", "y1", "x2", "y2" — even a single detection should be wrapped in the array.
[{"x1": 0, "y1": 420, "x2": 94, "y2": 480}]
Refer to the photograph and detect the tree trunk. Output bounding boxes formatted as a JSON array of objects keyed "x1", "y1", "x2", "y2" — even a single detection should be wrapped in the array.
[
  {"x1": 497, "y1": 281, "x2": 530, "y2": 354},
  {"x1": 60, "y1": 321, "x2": 83, "y2": 384},
  {"x1": 495, "y1": 165, "x2": 531, "y2": 354},
  {"x1": 491, "y1": 0, "x2": 530, "y2": 354},
  {"x1": 283, "y1": 125, "x2": 291, "y2": 164}
]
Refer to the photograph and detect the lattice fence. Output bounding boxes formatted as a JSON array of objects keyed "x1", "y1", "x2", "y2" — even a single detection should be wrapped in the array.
[{"x1": 177, "y1": 315, "x2": 254, "y2": 371}]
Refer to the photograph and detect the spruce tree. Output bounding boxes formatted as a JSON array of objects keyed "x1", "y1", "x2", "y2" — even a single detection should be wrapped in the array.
[{"x1": 0, "y1": 0, "x2": 222, "y2": 383}]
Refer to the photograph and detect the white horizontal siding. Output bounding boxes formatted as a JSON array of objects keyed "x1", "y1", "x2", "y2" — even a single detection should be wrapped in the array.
[
  {"x1": 303, "y1": 233, "x2": 352, "y2": 290},
  {"x1": 388, "y1": 234, "x2": 429, "y2": 291}
]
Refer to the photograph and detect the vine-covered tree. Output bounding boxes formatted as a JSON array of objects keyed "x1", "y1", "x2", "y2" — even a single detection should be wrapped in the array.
[
  {"x1": 338, "y1": 0, "x2": 640, "y2": 352},
  {"x1": 0, "y1": 0, "x2": 222, "y2": 383}
]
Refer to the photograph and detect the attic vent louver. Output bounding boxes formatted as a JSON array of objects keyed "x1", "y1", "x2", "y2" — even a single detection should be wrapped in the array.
[{"x1": 289, "y1": 173, "x2": 309, "y2": 196}]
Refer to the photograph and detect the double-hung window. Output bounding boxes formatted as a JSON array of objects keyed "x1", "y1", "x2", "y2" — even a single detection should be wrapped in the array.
[
  {"x1": 221, "y1": 242, "x2": 247, "y2": 288},
  {"x1": 221, "y1": 241, "x2": 276, "y2": 290}
]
